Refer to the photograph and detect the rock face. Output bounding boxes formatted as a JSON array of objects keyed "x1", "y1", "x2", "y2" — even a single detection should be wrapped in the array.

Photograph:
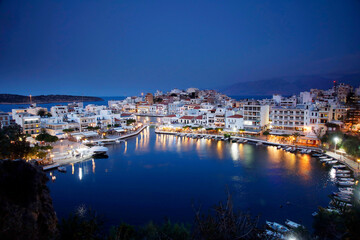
[{"x1": 0, "y1": 160, "x2": 58, "y2": 240}]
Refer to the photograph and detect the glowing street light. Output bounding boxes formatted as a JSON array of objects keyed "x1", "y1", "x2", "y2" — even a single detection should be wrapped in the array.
[{"x1": 333, "y1": 137, "x2": 340, "y2": 153}]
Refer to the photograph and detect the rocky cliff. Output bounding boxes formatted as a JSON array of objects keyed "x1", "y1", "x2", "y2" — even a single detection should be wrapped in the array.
[{"x1": 0, "y1": 160, "x2": 58, "y2": 240}]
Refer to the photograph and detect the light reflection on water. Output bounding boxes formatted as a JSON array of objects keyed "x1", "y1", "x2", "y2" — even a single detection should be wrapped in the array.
[{"x1": 48, "y1": 125, "x2": 338, "y2": 230}]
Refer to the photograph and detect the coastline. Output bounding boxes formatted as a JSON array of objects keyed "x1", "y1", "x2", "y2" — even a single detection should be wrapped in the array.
[{"x1": 43, "y1": 125, "x2": 148, "y2": 170}]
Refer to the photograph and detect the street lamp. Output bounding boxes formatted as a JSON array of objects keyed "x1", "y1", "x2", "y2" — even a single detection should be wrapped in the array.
[
  {"x1": 357, "y1": 159, "x2": 360, "y2": 170},
  {"x1": 333, "y1": 137, "x2": 340, "y2": 153}
]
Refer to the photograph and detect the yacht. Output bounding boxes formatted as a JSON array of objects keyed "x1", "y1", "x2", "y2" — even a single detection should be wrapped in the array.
[{"x1": 90, "y1": 146, "x2": 108, "y2": 156}]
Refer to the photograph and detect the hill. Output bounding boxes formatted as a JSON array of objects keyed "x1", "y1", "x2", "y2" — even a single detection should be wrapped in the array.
[
  {"x1": 221, "y1": 73, "x2": 360, "y2": 96},
  {"x1": 0, "y1": 94, "x2": 103, "y2": 104}
]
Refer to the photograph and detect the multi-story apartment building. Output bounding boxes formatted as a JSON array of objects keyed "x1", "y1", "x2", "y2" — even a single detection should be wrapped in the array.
[
  {"x1": 243, "y1": 102, "x2": 269, "y2": 132},
  {"x1": 0, "y1": 112, "x2": 10, "y2": 128},
  {"x1": 270, "y1": 106, "x2": 306, "y2": 135},
  {"x1": 50, "y1": 105, "x2": 68, "y2": 118},
  {"x1": 13, "y1": 112, "x2": 41, "y2": 136}
]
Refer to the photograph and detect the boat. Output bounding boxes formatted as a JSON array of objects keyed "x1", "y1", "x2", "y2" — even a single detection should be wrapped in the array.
[
  {"x1": 256, "y1": 142, "x2": 263, "y2": 146},
  {"x1": 265, "y1": 230, "x2": 284, "y2": 239},
  {"x1": 337, "y1": 181, "x2": 355, "y2": 187},
  {"x1": 320, "y1": 158, "x2": 332, "y2": 162},
  {"x1": 324, "y1": 208, "x2": 341, "y2": 214},
  {"x1": 336, "y1": 173, "x2": 351, "y2": 178},
  {"x1": 243, "y1": 140, "x2": 248, "y2": 143},
  {"x1": 339, "y1": 187, "x2": 354, "y2": 192},
  {"x1": 284, "y1": 219, "x2": 304, "y2": 229},
  {"x1": 319, "y1": 156, "x2": 329, "y2": 159},
  {"x1": 277, "y1": 146, "x2": 282, "y2": 149},
  {"x1": 334, "y1": 196, "x2": 352, "y2": 203},
  {"x1": 337, "y1": 177, "x2": 354, "y2": 182},
  {"x1": 333, "y1": 191, "x2": 353, "y2": 197},
  {"x1": 266, "y1": 221, "x2": 289, "y2": 233},
  {"x1": 337, "y1": 169, "x2": 351, "y2": 173},
  {"x1": 58, "y1": 166, "x2": 67, "y2": 172},
  {"x1": 90, "y1": 146, "x2": 109, "y2": 156},
  {"x1": 326, "y1": 160, "x2": 338, "y2": 165},
  {"x1": 312, "y1": 154, "x2": 322, "y2": 157},
  {"x1": 333, "y1": 164, "x2": 346, "y2": 169},
  {"x1": 306, "y1": 149, "x2": 312, "y2": 153}
]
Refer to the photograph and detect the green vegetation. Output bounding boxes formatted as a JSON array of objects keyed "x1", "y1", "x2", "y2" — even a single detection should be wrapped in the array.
[
  {"x1": 58, "y1": 193, "x2": 265, "y2": 240},
  {"x1": 126, "y1": 119, "x2": 136, "y2": 126},
  {"x1": 63, "y1": 128, "x2": 74, "y2": 133},
  {"x1": 321, "y1": 131, "x2": 360, "y2": 158},
  {"x1": 313, "y1": 204, "x2": 360, "y2": 239},
  {"x1": 35, "y1": 132, "x2": 59, "y2": 143},
  {"x1": 0, "y1": 124, "x2": 31, "y2": 159},
  {"x1": 86, "y1": 126, "x2": 100, "y2": 131},
  {"x1": 37, "y1": 109, "x2": 52, "y2": 117}
]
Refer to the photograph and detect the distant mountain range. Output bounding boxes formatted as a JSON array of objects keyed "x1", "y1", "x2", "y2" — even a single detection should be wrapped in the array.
[
  {"x1": 0, "y1": 94, "x2": 103, "y2": 104},
  {"x1": 221, "y1": 73, "x2": 360, "y2": 96}
]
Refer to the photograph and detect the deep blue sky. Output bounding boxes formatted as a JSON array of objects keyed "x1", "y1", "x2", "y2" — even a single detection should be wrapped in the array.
[{"x1": 1, "y1": 0, "x2": 360, "y2": 96}]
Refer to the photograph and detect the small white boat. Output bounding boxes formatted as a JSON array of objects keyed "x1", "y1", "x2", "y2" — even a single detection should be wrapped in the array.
[
  {"x1": 266, "y1": 221, "x2": 289, "y2": 233},
  {"x1": 336, "y1": 174, "x2": 351, "y2": 178},
  {"x1": 58, "y1": 166, "x2": 67, "y2": 172},
  {"x1": 285, "y1": 219, "x2": 304, "y2": 229},
  {"x1": 306, "y1": 149, "x2": 312, "y2": 153},
  {"x1": 339, "y1": 187, "x2": 354, "y2": 192},
  {"x1": 337, "y1": 181, "x2": 355, "y2": 187},
  {"x1": 90, "y1": 146, "x2": 109, "y2": 156},
  {"x1": 265, "y1": 230, "x2": 284, "y2": 239},
  {"x1": 337, "y1": 169, "x2": 351, "y2": 174},
  {"x1": 333, "y1": 164, "x2": 346, "y2": 169},
  {"x1": 256, "y1": 142, "x2": 263, "y2": 146},
  {"x1": 277, "y1": 146, "x2": 282, "y2": 149},
  {"x1": 337, "y1": 177, "x2": 354, "y2": 182},
  {"x1": 327, "y1": 160, "x2": 338, "y2": 165}
]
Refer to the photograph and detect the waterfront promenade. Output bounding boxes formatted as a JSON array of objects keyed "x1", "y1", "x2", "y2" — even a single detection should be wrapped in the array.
[
  {"x1": 43, "y1": 125, "x2": 148, "y2": 170},
  {"x1": 155, "y1": 129, "x2": 360, "y2": 176}
]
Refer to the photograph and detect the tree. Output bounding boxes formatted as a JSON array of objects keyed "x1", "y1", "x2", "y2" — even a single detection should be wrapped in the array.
[
  {"x1": 193, "y1": 191, "x2": 260, "y2": 240},
  {"x1": 63, "y1": 128, "x2": 74, "y2": 133},
  {"x1": 0, "y1": 124, "x2": 31, "y2": 160},
  {"x1": 35, "y1": 133, "x2": 58, "y2": 143},
  {"x1": 126, "y1": 119, "x2": 136, "y2": 126},
  {"x1": 58, "y1": 207, "x2": 105, "y2": 240},
  {"x1": 262, "y1": 130, "x2": 270, "y2": 140},
  {"x1": 292, "y1": 132, "x2": 300, "y2": 143}
]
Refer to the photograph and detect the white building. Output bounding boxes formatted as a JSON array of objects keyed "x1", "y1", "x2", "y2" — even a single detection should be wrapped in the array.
[{"x1": 225, "y1": 115, "x2": 244, "y2": 131}]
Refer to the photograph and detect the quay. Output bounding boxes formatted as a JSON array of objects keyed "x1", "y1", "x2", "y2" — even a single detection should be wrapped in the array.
[
  {"x1": 92, "y1": 124, "x2": 149, "y2": 144},
  {"x1": 155, "y1": 129, "x2": 360, "y2": 176},
  {"x1": 43, "y1": 125, "x2": 149, "y2": 171},
  {"x1": 155, "y1": 129, "x2": 320, "y2": 151}
]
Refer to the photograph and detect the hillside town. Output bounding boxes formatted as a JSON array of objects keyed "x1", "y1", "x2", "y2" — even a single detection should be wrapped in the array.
[{"x1": 0, "y1": 82, "x2": 359, "y2": 147}]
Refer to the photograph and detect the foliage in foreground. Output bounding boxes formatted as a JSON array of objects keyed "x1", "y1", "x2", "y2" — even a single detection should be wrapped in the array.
[
  {"x1": 58, "y1": 192, "x2": 264, "y2": 240},
  {"x1": 313, "y1": 203, "x2": 360, "y2": 240}
]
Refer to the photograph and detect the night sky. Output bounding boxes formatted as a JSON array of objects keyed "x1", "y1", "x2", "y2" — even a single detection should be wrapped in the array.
[{"x1": 1, "y1": 0, "x2": 360, "y2": 96}]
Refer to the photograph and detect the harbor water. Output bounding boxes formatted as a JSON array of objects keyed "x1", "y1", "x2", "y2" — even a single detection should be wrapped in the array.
[{"x1": 47, "y1": 122, "x2": 339, "y2": 230}]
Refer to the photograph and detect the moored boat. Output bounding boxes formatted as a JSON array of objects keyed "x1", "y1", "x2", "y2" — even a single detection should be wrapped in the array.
[
  {"x1": 266, "y1": 221, "x2": 289, "y2": 233},
  {"x1": 284, "y1": 219, "x2": 304, "y2": 229},
  {"x1": 58, "y1": 166, "x2": 66, "y2": 172}
]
